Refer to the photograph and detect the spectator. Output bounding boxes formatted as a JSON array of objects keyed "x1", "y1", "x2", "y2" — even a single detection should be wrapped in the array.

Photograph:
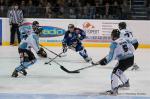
[
  {"x1": 0, "y1": 0, "x2": 5, "y2": 17},
  {"x1": 83, "y1": 3, "x2": 93, "y2": 19},
  {"x1": 46, "y1": 2, "x2": 52, "y2": 14},
  {"x1": 58, "y1": 4, "x2": 65, "y2": 18},
  {"x1": 27, "y1": 0, "x2": 36, "y2": 17},
  {"x1": 66, "y1": 0, "x2": 72, "y2": 7},
  {"x1": 121, "y1": 1, "x2": 130, "y2": 19},
  {"x1": 112, "y1": 0, "x2": 119, "y2": 19},
  {"x1": 95, "y1": 2, "x2": 100, "y2": 19},
  {"x1": 46, "y1": 8, "x2": 53, "y2": 18},
  {"x1": 20, "y1": 0, "x2": 26, "y2": 16},
  {"x1": 28, "y1": 0, "x2": 33, "y2": 7},
  {"x1": 20, "y1": 0, "x2": 25, "y2": 7},
  {"x1": 69, "y1": 8, "x2": 76, "y2": 18},
  {"x1": 76, "y1": 1, "x2": 83, "y2": 19},
  {"x1": 104, "y1": 2, "x2": 110, "y2": 19},
  {"x1": 7, "y1": 3, "x2": 23, "y2": 45}
]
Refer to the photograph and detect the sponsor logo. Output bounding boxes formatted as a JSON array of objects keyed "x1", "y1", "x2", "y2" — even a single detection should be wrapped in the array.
[
  {"x1": 82, "y1": 22, "x2": 99, "y2": 34},
  {"x1": 21, "y1": 22, "x2": 65, "y2": 37},
  {"x1": 82, "y1": 21, "x2": 111, "y2": 42},
  {"x1": 83, "y1": 22, "x2": 94, "y2": 29},
  {"x1": 40, "y1": 26, "x2": 65, "y2": 37}
]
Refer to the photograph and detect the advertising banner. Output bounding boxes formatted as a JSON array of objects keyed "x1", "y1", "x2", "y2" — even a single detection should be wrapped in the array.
[{"x1": 1, "y1": 18, "x2": 150, "y2": 48}]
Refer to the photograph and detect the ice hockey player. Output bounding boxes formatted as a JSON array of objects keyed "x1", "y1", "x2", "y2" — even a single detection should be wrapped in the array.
[
  {"x1": 11, "y1": 28, "x2": 47, "y2": 77},
  {"x1": 32, "y1": 21, "x2": 47, "y2": 58},
  {"x1": 92, "y1": 29, "x2": 135, "y2": 95},
  {"x1": 118, "y1": 22, "x2": 139, "y2": 70},
  {"x1": 62, "y1": 24, "x2": 92, "y2": 62},
  {"x1": 32, "y1": 21, "x2": 43, "y2": 36}
]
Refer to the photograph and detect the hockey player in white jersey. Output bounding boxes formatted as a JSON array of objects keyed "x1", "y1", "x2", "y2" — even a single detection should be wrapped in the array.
[
  {"x1": 118, "y1": 22, "x2": 139, "y2": 70},
  {"x1": 11, "y1": 28, "x2": 47, "y2": 77},
  {"x1": 92, "y1": 29, "x2": 135, "y2": 95}
]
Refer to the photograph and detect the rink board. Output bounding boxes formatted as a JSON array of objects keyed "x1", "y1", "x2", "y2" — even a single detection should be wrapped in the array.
[
  {"x1": 0, "y1": 19, "x2": 2, "y2": 45},
  {"x1": 0, "y1": 18, "x2": 150, "y2": 48},
  {"x1": 0, "y1": 93, "x2": 149, "y2": 99}
]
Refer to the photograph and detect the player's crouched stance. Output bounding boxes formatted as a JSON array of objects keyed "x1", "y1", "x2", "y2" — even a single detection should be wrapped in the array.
[
  {"x1": 62, "y1": 24, "x2": 92, "y2": 62},
  {"x1": 11, "y1": 29, "x2": 47, "y2": 77},
  {"x1": 92, "y1": 29, "x2": 135, "y2": 95},
  {"x1": 12, "y1": 47, "x2": 47, "y2": 77},
  {"x1": 11, "y1": 48, "x2": 36, "y2": 77}
]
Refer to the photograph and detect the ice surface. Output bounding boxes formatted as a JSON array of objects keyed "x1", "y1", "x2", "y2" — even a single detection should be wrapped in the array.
[{"x1": 0, "y1": 46, "x2": 150, "y2": 98}]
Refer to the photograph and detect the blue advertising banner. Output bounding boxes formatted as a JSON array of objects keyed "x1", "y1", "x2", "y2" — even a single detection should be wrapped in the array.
[{"x1": 0, "y1": 19, "x2": 2, "y2": 45}]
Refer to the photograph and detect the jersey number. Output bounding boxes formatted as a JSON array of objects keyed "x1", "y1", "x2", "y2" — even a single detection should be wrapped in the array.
[
  {"x1": 124, "y1": 31, "x2": 133, "y2": 37},
  {"x1": 122, "y1": 44, "x2": 128, "y2": 52}
]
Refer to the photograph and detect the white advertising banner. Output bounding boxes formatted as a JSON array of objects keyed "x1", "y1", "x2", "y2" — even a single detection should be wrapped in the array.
[{"x1": 1, "y1": 18, "x2": 150, "y2": 47}]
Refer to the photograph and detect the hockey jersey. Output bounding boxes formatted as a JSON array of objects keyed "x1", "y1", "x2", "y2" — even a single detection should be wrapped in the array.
[
  {"x1": 19, "y1": 32, "x2": 40, "y2": 53},
  {"x1": 63, "y1": 28, "x2": 86, "y2": 46},
  {"x1": 106, "y1": 38, "x2": 135, "y2": 63},
  {"x1": 120, "y1": 29, "x2": 138, "y2": 44}
]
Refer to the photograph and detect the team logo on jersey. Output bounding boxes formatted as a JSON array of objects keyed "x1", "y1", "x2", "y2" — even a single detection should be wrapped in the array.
[{"x1": 21, "y1": 22, "x2": 65, "y2": 37}]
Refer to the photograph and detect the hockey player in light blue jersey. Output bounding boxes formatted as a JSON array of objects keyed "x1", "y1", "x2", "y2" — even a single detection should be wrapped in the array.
[
  {"x1": 92, "y1": 29, "x2": 135, "y2": 95},
  {"x1": 32, "y1": 21, "x2": 47, "y2": 58},
  {"x1": 11, "y1": 27, "x2": 47, "y2": 77}
]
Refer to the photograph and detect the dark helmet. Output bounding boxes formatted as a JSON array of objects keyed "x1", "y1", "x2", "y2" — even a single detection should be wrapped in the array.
[
  {"x1": 111, "y1": 29, "x2": 120, "y2": 40},
  {"x1": 32, "y1": 21, "x2": 39, "y2": 27},
  {"x1": 68, "y1": 24, "x2": 75, "y2": 28},
  {"x1": 118, "y1": 22, "x2": 126, "y2": 30}
]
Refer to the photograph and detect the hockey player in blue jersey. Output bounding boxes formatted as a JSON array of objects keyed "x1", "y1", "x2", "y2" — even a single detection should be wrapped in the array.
[
  {"x1": 92, "y1": 29, "x2": 135, "y2": 95},
  {"x1": 62, "y1": 24, "x2": 92, "y2": 62},
  {"x1": 11, "y1": 27, "x2": 47, "y2": 77}
]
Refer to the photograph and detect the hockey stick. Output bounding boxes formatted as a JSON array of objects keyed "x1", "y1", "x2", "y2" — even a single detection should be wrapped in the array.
[
  {"x1": 60, "y1": 64, "x2": 99, "y2": 74},
  {"x1": 48, "y1": 57, "x2": 80, "y2": 73},
  {"x1": 40, "y1": 44, "x2": 62, "y2": 57},
  {"x1": 45, "y1": 52, "x2": 64, "y2": 65}
]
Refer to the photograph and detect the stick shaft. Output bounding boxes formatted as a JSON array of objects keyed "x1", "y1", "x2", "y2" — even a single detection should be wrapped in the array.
[{"x1": 40, "y1": 44, "x2": 61, "y2": 57}]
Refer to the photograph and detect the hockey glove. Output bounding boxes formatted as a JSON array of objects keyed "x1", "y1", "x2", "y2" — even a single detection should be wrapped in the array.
[
  {"x1": 99, "y1": 57, "x2": 107, "y2": 65},
  {"x1": 37, "y1": 48, "x2": 47, "y2": 58},
  {"x1": 62, "y1": 43, "x2": 67, "y2": 53}
]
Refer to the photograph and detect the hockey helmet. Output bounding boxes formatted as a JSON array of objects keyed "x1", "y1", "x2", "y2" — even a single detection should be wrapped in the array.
[
  {"x1": 32, "y1": 21, "x2": 39, "y2": 27},
  {"x1": 111, "y1": 29, "x2": 120, "y2": 40},
  {"x1": 68, "y1": 24, "x2": 75, "y2": 28},
  {"x1": 118, "y1": 22, "x2": 126, "y2": 30}
]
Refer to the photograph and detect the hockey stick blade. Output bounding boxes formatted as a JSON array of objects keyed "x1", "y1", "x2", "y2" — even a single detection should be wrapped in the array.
[{"x1": 60, "y1": 66, "x2": 80, "y2": 73}]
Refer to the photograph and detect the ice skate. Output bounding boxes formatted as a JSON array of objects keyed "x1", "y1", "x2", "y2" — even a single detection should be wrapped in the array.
[
  {"x1": 11, "y1": 70, "x2": 18, "y2": 77},
  {"x1": 131, "y1": 64, "x2": 140, "y2": 71},
  {"x1": 21, "y1": 69, "x2": 27, "y2": 76},
  {"x1": 105, "y1": 87, "x2": 118, "y2": 95},
  {"x1": 84, "y1": 57, "x2": 92, "y2": 62}
]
